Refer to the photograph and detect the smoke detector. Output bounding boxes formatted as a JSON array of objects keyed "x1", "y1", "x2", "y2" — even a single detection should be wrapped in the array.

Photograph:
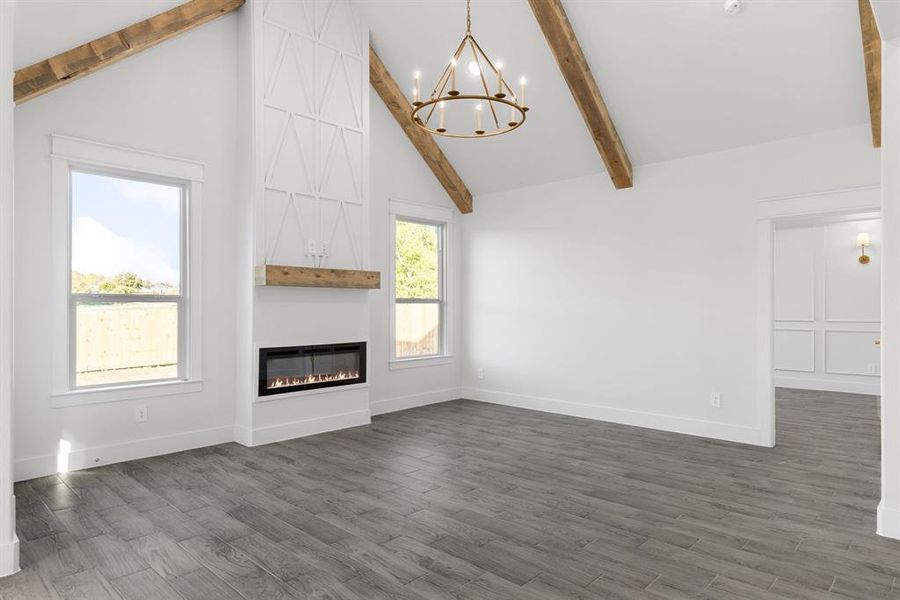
[{"x1": 724, "y1": 0, "x2": 743, "y2": 15}]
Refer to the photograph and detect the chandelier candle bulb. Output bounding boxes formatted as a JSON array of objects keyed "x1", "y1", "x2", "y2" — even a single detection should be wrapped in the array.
[
  {"x1": 475, "y1": 103, "x2": 484, "y2": 134},
  {"x1": 520, "y1": 76, "x2": 527, "y2": 108},
  {"x1": 438, "y1": 101, "x2": 446, "y2": 132},
  {"x1": 495, "y1": 61, "x2": 505, "y2": 98},
  {"x1": 413, "y1": 70, "x2": 421, "y2": 105},
  {"x1": 449, "y1": 58, "x2": 459, "y2": 95}
]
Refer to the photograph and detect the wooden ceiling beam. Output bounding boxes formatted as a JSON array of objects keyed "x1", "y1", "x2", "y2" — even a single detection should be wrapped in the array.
[
  {"x1": 527, "y1": 0, "x2": 633, "y2": 189},
  {"x1": 14, "y1": 0, "x2": 244, "y2": 105},
  {"x1": 369, "y1": 45, "x2": 473, "y2": 214},
  {"x1": 858, "y1": 0, "x2": 881, "y2": 148}
]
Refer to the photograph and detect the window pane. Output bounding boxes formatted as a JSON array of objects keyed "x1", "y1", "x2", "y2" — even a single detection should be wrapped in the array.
[
  {"x1": 71, "y1": 171, "x2": 181, "y2": 295},
  {"x1": 395, "y1": 302, "x2": 440, "y2": 358},
  {"x1": 395, "y1": 220, "x2": 439, "y2": 299},
  {"x1": 75, "y1": 301, "x2": 178, "y2": 386}
]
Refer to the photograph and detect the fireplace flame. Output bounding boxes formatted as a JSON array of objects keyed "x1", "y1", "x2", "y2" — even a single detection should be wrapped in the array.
[{"x1": 267, "y1": 370, "x2": 360, "y2": 389}]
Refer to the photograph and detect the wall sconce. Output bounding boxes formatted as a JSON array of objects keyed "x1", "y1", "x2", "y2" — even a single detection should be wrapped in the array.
[{"x1": 857, "y1": 232, "x2": 871, "y2": 264}]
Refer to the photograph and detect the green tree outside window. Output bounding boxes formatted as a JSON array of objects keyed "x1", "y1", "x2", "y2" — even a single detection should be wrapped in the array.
[{"x1": 395, "y1": 220, "x2": 439, "y2": 299}]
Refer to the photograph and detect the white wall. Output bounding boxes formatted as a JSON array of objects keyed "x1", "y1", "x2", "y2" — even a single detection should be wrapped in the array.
[
  {"x1": 461, "y1": 124, "x2": 880, "y2": 446},
  {"x1": 12, "y1": 15, "x2": 240, "y2": 479},
  {"x1": 774, "y1": 219, "x2": 881, "y2": 394},
  {"x1": 367, "y1": 94, "x2": 461, "y2": 415},
  {"x1": 0, "y1": 0, "x2": 19, "y2": 578},
  {"x1": 879, "y1": 35, "x2": 900, "y2": 539}
]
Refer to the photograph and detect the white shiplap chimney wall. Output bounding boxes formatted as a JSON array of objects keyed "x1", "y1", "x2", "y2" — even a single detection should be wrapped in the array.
[{"x1": 235, "y1": 0, "x2": 372, "y2": 445}]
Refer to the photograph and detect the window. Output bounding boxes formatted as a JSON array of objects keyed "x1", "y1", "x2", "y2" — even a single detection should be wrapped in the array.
[
  {"x1": 391, "y1": 203, "x2": 451, "y2": 362},
  {"x1": 394, "y1": 219, "x2": 443, "y2": 358},
  {"x1": 51, "y1": 135, "x2": 203, "y2": 404},
  {"x1": 70, "y1": 170, "x2": 185, "y2": 388}
]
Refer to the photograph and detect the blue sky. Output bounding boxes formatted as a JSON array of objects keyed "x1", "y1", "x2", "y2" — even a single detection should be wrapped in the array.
[{"x1": 71, "y1": 171, "x2": 181, "y2": 286}]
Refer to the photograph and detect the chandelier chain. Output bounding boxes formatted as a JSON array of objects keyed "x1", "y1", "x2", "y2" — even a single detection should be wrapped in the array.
[{"x1": 466, "y1": 0, "x2": 471, "y2": 34}]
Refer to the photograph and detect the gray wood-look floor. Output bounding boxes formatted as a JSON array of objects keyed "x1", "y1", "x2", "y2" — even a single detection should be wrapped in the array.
[{"x1": 1, "y1": 389, "x2": 897, "y2": 599}]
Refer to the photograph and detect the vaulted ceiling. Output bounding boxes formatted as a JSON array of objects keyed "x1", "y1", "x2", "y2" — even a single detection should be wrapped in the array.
[
  {"x1": 356, "y1": 0, "x2": 870, "y2": 195},
  {"x1": 14, "y1": 0, "x2": 872, "y2": 197}
]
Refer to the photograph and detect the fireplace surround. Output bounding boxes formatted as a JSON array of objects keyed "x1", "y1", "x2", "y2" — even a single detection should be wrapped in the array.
[{"x1": 258, "y1": 342, "x2": 366, "y2": 397}]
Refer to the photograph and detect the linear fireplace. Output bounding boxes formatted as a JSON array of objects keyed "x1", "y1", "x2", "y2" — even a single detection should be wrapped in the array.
[{"x1": 258, "y1": 342, "x2": 366, "y2": 397}]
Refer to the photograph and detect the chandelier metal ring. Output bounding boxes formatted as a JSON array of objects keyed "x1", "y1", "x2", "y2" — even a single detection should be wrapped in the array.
[{"x1": 411, "y1": 95, "x2": 527, "y2": 139}]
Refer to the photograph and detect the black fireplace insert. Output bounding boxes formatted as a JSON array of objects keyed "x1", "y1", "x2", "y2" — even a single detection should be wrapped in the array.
[{"x1": 258, "y1": 342, "x2": 366, "y2": 396}]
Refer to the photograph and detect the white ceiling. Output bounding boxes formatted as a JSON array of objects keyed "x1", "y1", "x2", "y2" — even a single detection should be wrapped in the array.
[
  {"x1": 356, "y1": 0, "x2": 871, "y2": 195},
  {"x1": 872, "y1": 0, "x2": 900, "y2": 43},
  {"x1": 14, "y1": 0, "x2": 871, "y2": 197}
]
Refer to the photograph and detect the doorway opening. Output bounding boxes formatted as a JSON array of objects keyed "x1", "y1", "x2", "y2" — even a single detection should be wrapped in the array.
[
  {"x1": 771, "y1": 211, "x2": 881, "y2": 458},
  {"x1": 756, "y1": 186, "x2": 881, "y2": 449},
  {"x1": 773, "y1": 214, "x2": 881, "y2": 396}
]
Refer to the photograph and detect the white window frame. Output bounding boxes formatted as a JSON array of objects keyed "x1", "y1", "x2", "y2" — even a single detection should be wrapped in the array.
[
  {"x1": 389, "y1": 199, "x2": 454, "y2": 368},
  {"x1": 50, "y1": 135, "x2": 203, "y2": 406}
]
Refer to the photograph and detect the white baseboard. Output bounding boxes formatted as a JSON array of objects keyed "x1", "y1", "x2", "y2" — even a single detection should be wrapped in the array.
[
  {"x1": 461, "y1": 387, "x2": 766, "y2": 447},
  {"x1": 370, "y1": 387, "x2": 460, "y2": 416},
  {"x1": 14, "y1": 425, "x2": 234, "y2": 481},
  {"x1": 232, "y1": 424, "x2": 252, "y2": 446},
  {"x1": 775, "y1": 376, "x2": 880, "y2": 396},
  {"x1": 878, "y1": 500, "x2": 900, "y2": 539},
  {"x1": 0, "y1": 536, "x2": 18, "y2": 578},
  {"x1": 15, "y1": 410, "x2": 373, "y2": 479},
  {"x1": 241, "y1": 409, "x2": 371, "y2": 447}
]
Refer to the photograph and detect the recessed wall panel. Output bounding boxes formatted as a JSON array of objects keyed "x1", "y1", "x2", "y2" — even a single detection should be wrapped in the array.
[
  {"x1": 774, "y1": 329, "x2": 815, "y2": 372},
  {"x1": 774, "y1": 227, "x2": 815, "y2": 322},
  {"x1": 824, "y1": 330, "x2": 880, "y2": 376}
]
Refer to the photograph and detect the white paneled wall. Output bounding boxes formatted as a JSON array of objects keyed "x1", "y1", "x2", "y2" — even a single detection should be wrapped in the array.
[
  {"x1": 774, "y1": 219, "x2": 881, "y2": 394},
  {"x1": 239, "y1": 0, "x2": 372, "y2": 446},
  {"x1": 258, "y1": 0, "x2": 367, "y2": 270}
]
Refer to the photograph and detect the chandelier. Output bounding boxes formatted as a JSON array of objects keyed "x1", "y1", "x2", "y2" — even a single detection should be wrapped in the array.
[{"x1": 410, "y1": 0, "x2": 529, "y2": 138}]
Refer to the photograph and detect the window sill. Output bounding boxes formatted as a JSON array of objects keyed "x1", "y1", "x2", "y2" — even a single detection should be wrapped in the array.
[
  {"x1": 50, "y1": 379, "x2": 203, "y2": 408},
  {"x1": 389, "y1": 355, "x2": 455, "y2": 370}
]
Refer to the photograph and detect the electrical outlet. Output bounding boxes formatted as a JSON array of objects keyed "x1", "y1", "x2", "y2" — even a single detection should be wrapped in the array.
[
  {"x1": 135, "y1": 404, "x2": 148, "y2": 423},
  {"x1": 710, "y1": 392, "x2": 721, "y2": 408},
  {"x1": 307, "y1": 240, "x2": 317, "y2": 254},
  {"x1": 476, "y1": 368, "x2": 484, "y2": 380},
  {"x1": 868, "y1": 363, "x2": 878, "y2": 374}
]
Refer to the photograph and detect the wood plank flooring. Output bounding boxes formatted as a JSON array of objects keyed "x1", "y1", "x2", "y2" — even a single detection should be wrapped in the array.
[{"x1": 1, "y1": 389, "x2": 897, "y2": 599}]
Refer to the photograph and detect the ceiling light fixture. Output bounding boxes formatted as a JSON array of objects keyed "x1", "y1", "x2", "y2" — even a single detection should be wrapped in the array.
[{"x1": 410, "y1": 0, "x2": 529, "y2": 138}]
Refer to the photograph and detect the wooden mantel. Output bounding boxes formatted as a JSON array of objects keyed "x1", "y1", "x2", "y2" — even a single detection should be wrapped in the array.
[{"x1": 255, "y1": 265, "x2": 381, "y2": 289}]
